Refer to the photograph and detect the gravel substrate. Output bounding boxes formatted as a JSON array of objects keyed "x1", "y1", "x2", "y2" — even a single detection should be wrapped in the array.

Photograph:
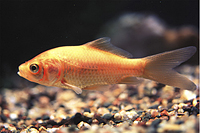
[{"x1": 0, "y1": 65, "x2": 199, "y2": 133}]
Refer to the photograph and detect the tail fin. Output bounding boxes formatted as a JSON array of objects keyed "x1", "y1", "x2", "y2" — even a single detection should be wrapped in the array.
[{"x1": 142, "y1": 46, "x2": 197, "y2": 90}]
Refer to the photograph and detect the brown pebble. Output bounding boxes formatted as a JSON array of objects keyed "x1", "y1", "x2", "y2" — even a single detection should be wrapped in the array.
[
  {"x1": 114, "y1": 113, "x2": 122, "y2": 120},
  {"x1": 7, "y1": 125, "x2": 17, "y2": 132},
  {"x1": 160, "y1": 116, "x2": 169, "y2": 120},
  {"x1": 17, "y1": 120, "x2": 25, "y2": 127},
  {"x1": 162, "y1": 99, "x2": 168, "y2": 107},
  {"x1": 39, "y1": 96, "x2": 50, "y2": 108},
  {"x1": 135, "y1": 117, "x2": 141, "y2": 121},
  {"x1": 145, "y1": 119, "x2": 154, "y2": 126},
  {"x1": 124, "y1": 104, "x2": 133, "y2": 111},
  {"x1": 151, "y1": 110, "x2": 159, "y2": 118},
  {"x1": 160, "y1": 110, "x2": 168, "y2": 116},
  {"x1": 92, "y1": 119, "x2": 99, "y2": 124},
  {"x1": 90, "y1": 107, "x2": 97, "y2": 114},
  {"x1": 88, "y1": 100, "x2": 94, "y2": 106},
  {"x1": 3, "y1": 109, "x2": 10, "y2": 118}
]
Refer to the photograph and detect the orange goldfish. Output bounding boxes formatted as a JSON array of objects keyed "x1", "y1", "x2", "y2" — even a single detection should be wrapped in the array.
[{"x1": 18, "y1": 37, "x2": 196, "y2": 94}]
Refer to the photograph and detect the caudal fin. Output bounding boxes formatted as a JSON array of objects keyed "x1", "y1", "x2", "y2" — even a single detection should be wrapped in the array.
[{"x1": 142, "y1": 46, "x2": 197, "y2": 90}]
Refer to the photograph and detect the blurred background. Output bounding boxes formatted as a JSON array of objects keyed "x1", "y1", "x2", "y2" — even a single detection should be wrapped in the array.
[{"x1": 0, "y1": 0, "x2": 199, "y2": 88}]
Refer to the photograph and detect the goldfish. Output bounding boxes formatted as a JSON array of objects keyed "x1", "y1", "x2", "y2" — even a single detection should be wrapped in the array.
[{"x1": 18, "y1": 37, "x2": 196, "y2": 94}]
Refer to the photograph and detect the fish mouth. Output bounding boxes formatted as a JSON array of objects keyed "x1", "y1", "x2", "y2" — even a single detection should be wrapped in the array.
[
  {"x1": 18, "y1": 64, "x2": 25, "y2": 77},
  {"x1": 17, "y1": 71, "x2": 21, "y2": 76},
  {"x1": 17, "y1": 68, "x2": 23, "y2": 77}
]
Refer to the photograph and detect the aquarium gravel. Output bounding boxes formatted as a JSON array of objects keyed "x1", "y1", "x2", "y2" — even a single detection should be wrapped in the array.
[{"x1": 0, "y1": 65, "x2": 199, "y2": 133}]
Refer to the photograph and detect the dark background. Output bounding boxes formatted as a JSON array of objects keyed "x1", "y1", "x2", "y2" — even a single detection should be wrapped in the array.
[{"x1": 0, "y1": 0, "x2": 199, "y2": 88}]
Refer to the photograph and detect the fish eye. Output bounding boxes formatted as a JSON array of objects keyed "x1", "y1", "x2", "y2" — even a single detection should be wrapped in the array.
[{"x1": 30, "y1": 64, "x2": 39, "y2": 73}]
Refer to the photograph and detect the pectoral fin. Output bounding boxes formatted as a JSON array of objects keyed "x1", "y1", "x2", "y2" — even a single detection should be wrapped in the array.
[{"x1": 61, "y1": 81, "x2": 82, "y2": 94}]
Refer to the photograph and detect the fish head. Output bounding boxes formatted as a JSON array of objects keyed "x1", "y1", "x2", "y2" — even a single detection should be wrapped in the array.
[
  {"x1": 18, "y1": 55, "x2": 62, "y2": 86},
  {"x1": 18, "y1": 58, "x2": 44, "y2": 84}
]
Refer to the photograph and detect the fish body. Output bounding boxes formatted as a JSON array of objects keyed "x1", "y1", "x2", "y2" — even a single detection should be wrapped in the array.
[{"x1": 18, "y1": 38, "x2": 196, "y2": 94}]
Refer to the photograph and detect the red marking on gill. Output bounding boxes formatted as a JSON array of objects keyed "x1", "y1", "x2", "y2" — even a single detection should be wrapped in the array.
[{"x1": 39, "y1": 64, "x2": 48, "y2": 82}]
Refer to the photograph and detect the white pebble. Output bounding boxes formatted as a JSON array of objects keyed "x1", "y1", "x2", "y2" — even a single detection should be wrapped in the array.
[{"x1": 10, "y1": 113, "x2": 18, "y2": 120}]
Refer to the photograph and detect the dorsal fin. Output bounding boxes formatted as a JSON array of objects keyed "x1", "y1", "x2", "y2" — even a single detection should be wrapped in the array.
[{"x1": 84, "y1": 37, "x2": 133, "y2": 58}]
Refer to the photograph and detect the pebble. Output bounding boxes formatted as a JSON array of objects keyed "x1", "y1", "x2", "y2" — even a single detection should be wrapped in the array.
[
  {"x1": 39, "y1": 96, "x2": 50, "y2": 108},
  {"x1": 151, "y1": 109, "x2": 159, "y2": 118},
  {"x1": 126, "y1": 110, "x2": 138, "y2": 119},
  {"x1": 97, "y1": 107, "x2": 110, "y2": 116},
  {"x1": 77, "y1": 121, "x2": 91, "y2": 129},
  {"x1": 151, "y1": 119, "x2": 162, "y2": 127},
  {"x1": 102, "y1": 113, "x2": 113, "y2": 120},
  {"x1": 9, "y1": 113, "x2": 18, "y2": 120},
  {"x1": 118, "y1": 92, "x2": 128, "y2": 100},
  {"x1": 0, "y1": 114, "x2": 7, "y2": 122},
  {"x1": 160, "y1": 110, "x2": 168, "y2": 116},
  {"x1": 83, "y1": 112, "x2": 94, "y2": 118},
  {"x1": 114, "y1": 113, "x2": 122, "y2": 120},
  {"x1": 178, "y1": 109, "x2": 184, "y2": 113}
]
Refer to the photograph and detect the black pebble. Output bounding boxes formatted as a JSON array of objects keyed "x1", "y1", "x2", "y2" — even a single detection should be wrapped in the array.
[
  {"x1": 111, "y1": 110, "x2": 118, "y2": 114},
  {"x1": 46, "y1": 120, "x2": 58, "y2": 125},
  {"x1": 87, "y1": 119, "x2": 92, "y2": 124},
  {"x1": 84, "y1": 108, "x2": 91, "y2": 113},
  {"x1": 26, "y1": 117, "x2": 31, "y2": 120},
  {"x1": 168, "y1": 108, "x2": 174, "y2": 112},
  {"x1": 114, "y1": 120, "x2": 123, "y2": 124},
  {"x1": 151, "y1": 119, "x2": 162, "y2": 128},
  {"x1": 42, "y1": 115, "x2": 50, "y2": 120},
  {"x1": 0, "y1": 114, "x2": 7, "y2": 122},
  {"x1": 137, "y1": 111, "x2": 143, "y2": 115},
  {"x1": 103, "y1": 103, "x2": 112, "y2": 108},
  {"x1": 191, "y1": 107, "x2": 199, "y2": 115},
  {"x1": 58, "y1": 118, "x2": 70, "y2": 126},
  {"x1": 75, "y1": 113, "x2": 82, "y2": 118},
  {"x1": 175, "y1": 120, "x2": 184, "y2": 125},
  {"x1": 59, "y1": 104, "x2": 65, "y2": 108},
  {"x1": 15, "y1": 103, "x2": 22, "y2": 107},
  {"x1": 102, "y1": 114, "x2": 113, "y2": 120},
  {"x1": 68, "y1": 125, "x2": 77, "y2": 132},
  {"x1": 36, "y1": 117, "x2": 42, "y2": 121},
  {"x1": 46, "y1": 125, "x2": 52, "y2": 128},
  {"x1": 147, "y1": 127, "x2": 157, "y2": 133},
  {"x1": 71, "y1": 113, "x2": 83, "y2": 125},
  {"x1": 126, "y1": 108, "x2": 135, "y2": 112},
  {"x1": 142, "y1": 113, "x2": 152, "y2": 121},
  {"x1": 108, "y1": 108, "x2": 112, "y2": 112}
]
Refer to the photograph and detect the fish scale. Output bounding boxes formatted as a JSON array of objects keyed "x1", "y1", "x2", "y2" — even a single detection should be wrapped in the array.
[{"x1": 63, "y1": 58, "x2": 134, "y2": 89}]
